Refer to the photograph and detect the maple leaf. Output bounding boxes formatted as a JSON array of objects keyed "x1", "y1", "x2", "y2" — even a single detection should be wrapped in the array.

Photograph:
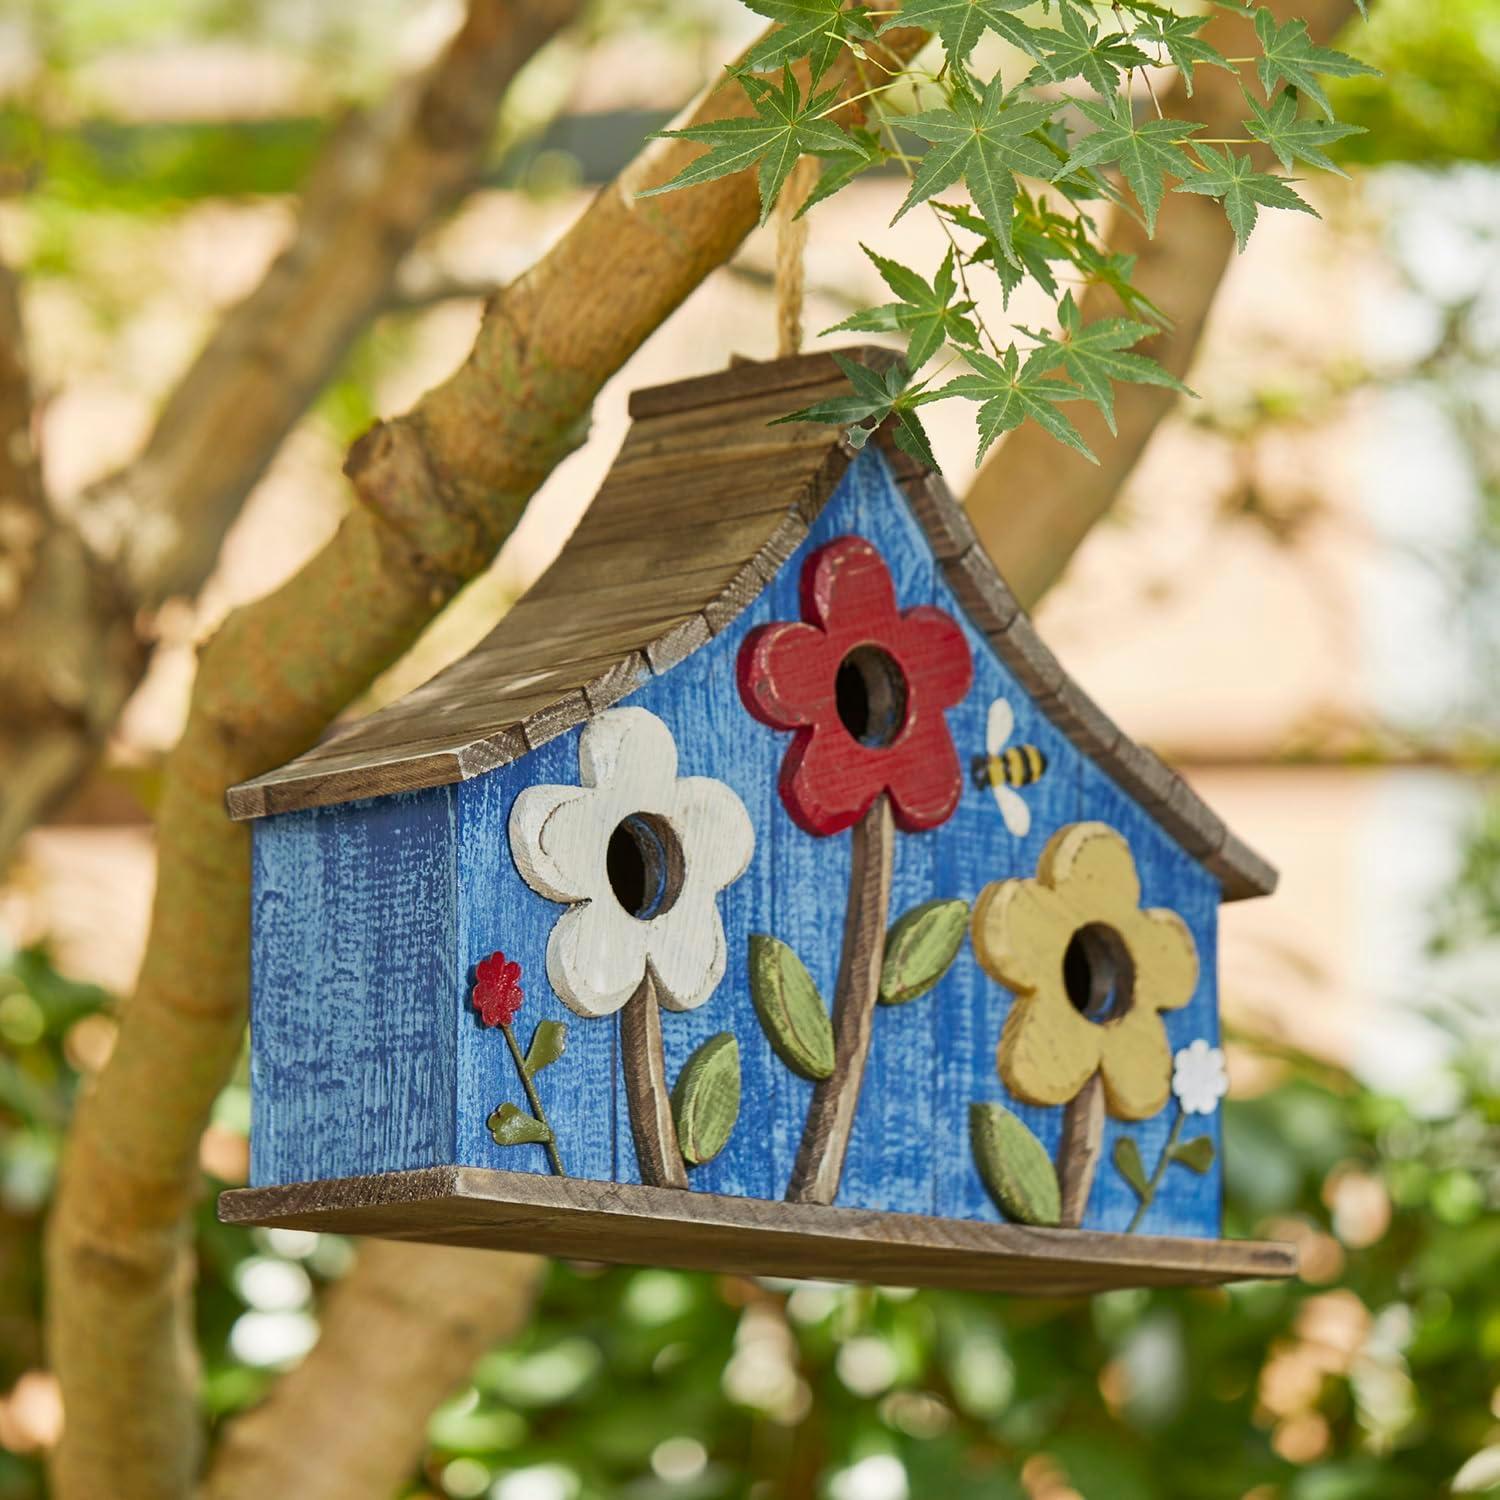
[
  {"x1": 827, "y1": 245, "x2": 979, "y2": 371},
  {"x1": 1244, "y1": 92, "x2": 1365, "y2": 176},
  {"x1": 935, "y1": 345, "x2": 1094, "y2": 463},
  {"x1": 774, "y1": 354, "x2": 940, "y2": 470},
  {"x1": 1029, "y1": 7, "x2": 1150, "y2": 98},
  {"x1": 740, "y1": 0, "x2": 875, "y2": 81},
  {"x1": 1130, "y1": 10, "x2": 1233, "y2": 96},
  {"x1": 796, "y1": 126, "x2": 886, "y2": 216},
  {"x1": 895, "y1": 74, "x2": 1060, "y2": 264},
  {"x1": 1174, "y1": 145, "x2": 1318, "y2": 252},
  {"x1": 882, "y1": 0, "x2": 1044, "y2": 66},
  {"x1": 1254, "y1": 9, "x2": 1380, "y2": 121},
  {"x1": 1062, "y1": 95, "x2": 1201, "y2": 235},
  {"x1": 1020, "y1": 291, "x2": 1188, "y2": 434},
  {"x1": 641, "y1": 71, "x2": 853, "y2": 223}
]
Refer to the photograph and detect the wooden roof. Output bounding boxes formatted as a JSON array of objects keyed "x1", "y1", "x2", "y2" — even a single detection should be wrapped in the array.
[{"x1": 226, "y1": 349, "x2": 1275, "y2": 902}]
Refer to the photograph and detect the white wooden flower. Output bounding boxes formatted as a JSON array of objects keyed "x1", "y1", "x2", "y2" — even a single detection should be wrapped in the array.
[
  {"x1": 509, "y1": 707, "x2": 755, "y2": 1018},
  {"x1": 1172, "y1": 1039, "x2": 1228, "y2": 1116}
]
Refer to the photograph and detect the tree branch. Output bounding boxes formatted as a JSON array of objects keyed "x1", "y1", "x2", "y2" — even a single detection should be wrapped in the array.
[
  {"x1": 44, "y1": 25, "x2": 930, "y2": 1500},
  {"x1": 0, "y1": 0, "x2": 580, "y2": 871},
  {"x1": 963, "y1": 0, "x2": 1358, "y2": 611},
  {"x1": 199, "y1": 1244, "x2": 545, "y2": 1500}
]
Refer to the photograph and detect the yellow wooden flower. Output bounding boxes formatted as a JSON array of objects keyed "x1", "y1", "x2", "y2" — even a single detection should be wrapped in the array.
[{"x1": 971, "y1": 822, "x2": 1198, "y2": 1121}]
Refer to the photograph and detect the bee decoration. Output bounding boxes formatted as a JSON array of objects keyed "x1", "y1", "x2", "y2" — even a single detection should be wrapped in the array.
[{"x1": 971, "y1": 697, "x2": 1048, "y2": 838}]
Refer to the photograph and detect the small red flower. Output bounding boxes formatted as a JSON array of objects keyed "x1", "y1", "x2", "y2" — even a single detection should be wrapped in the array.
[
  {"x1": 473, "y1": 951, "x2": 524, "y2": 1029},
  {"x1": 738, "y1": 535, "x2": 973, "y2": 835}
]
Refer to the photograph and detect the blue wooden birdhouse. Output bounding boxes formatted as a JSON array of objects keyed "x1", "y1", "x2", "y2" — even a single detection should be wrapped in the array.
[{"x1": 221, "y1": 351, "x2": 1293, "y2": 1295}]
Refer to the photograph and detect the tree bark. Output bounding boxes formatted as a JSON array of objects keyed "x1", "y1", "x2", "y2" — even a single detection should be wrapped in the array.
[
  {"x1": 0, "y1": 0, "x2": 581, "y2": 872},
  {"x1": 199, "y1": 1243, "x2": 543, "y2": 1500},
  {"x1": 963, "y1": 0, "x2": 1358, "y2": 612},
  {"x1": 44, "y1": 24, "x2": 930, "y2": 1500}
]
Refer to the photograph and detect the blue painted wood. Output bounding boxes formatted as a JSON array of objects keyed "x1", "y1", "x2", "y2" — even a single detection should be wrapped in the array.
[
  {"x1": 247, "y1": 445, "x2": 1229, "y2": 1242},
  {"x1": 250, "y1": 786, "x2": 459, "y2": 1185},
  {"x1": 453, "y1": 735, "x2": 619, "y2": 1188}
]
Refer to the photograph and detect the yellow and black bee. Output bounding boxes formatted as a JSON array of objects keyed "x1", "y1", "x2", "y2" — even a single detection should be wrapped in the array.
[{"x1": 972, "y1": 698, "x2": 1047, "y2": 836}]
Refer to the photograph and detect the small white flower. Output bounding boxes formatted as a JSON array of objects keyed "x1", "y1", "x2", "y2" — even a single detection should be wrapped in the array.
[
  {"x1": 1172, "y1": 1039, "x2": 1228, "y2": 1116},
  {"x1": 509, "y1": 708, "x2": 754, "y2": 1018}
]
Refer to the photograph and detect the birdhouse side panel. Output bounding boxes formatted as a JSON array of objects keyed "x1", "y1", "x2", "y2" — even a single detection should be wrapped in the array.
[
  {"x1": 249, "y1": 787, "x2": 461, "y2": 1187},
  {"x1": 449, "y1": 448, "x2": 1225, "y2": 1239}
]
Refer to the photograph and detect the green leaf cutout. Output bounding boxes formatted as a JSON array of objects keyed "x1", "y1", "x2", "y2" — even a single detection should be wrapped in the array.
[
  {"x1": 1113, "y1": 1136, "x2": 1150, "y2": 1199},
  {"x1": 672, "y1": 1033, "x2": 742, "y2": 1167},
  {"x1": 1169, "y1": 1136, "x2": 1216, "y2": 1175},
  {"x1": 749, "y1": 934, "x2": 836, "y2": 1080},
  {"x1": 488, "y1": 1102, "x2": 553, "y2": 1148},
  {"x1": 880, "y1": 898, "x2": 970, "y2": 1005},
  {"x1": 523, "y1": 1019, "x2": 568, "y2": 1079},
  {"x1": 969, "y1": 1102, "x2": 1061, "y2": 1227}
]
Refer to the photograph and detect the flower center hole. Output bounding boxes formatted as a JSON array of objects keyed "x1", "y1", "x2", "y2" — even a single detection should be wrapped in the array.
[
  {"x1": 607, "y1": 813, "x2": 684, "y2": 921},
  {"x1": 836, "y1": 645, "x2": 909, "y2": 748},
  {"x1": 1063, "y1": 922, "x2": 1135, "y2": 1023}
]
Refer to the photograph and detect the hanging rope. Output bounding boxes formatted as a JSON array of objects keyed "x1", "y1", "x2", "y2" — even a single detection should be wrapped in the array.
[{"x1": 773, "y1": 155, "x2": 819, "y2": 358}]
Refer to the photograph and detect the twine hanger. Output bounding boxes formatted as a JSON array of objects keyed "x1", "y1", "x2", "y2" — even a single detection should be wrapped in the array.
[{"x1": 773, "y1": 155, "x2": 819, "y2": 358}]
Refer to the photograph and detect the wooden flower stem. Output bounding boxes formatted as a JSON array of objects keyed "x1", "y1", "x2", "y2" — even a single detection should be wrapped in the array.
[
  {"x1": 620, "y1": 970, "x2": 688, "y2": 1190},
  {"x1": 500, "y1": 1023, "x2": 565, "y2": 1177},
  {"x1": 788, "y1": 795, "x2": 895, "y2": 1205},
  {"x1": 1058, "y1": 1072, "x2": 1106, "y2": 1229}
]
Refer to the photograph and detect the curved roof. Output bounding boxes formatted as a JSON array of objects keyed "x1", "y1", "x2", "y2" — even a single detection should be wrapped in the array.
[{"x1": 226, "y1": 349, "x2": 1275, "y2": 902}]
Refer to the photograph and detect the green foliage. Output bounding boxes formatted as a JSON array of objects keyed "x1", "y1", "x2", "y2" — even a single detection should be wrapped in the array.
[
  {"x1": 1020, "y1": 291, "x2": 1187, "y2": 436},
  {"x1": 1174, "y1": 143, "x2": 1318, "y2": 253},
  {"x1": 643, "y1": 71, "x2": 854, "y2": 223},
  {"x1": 938, "y1": 344, "x2": 1094, "y2": 463},
  {"x1": 828, "y1": 247, "x2": 977, "y2": 375},
  {"x1": 1326, "y1": 0, "x2": 1500, "y2": 165},
  {"x1": 894, "y1": 77, "x2": 1059, "y2": 266},
  {"x1": 739, "y1": 0, "x2": 874, "y2": 81},
  {"x1": 647, "y1": 0, "x2": 1378, "y2": 470},
  {"x1": 1253, "y1": 8, "x2": 1379, "y2": 122},
  {"x1": 1128, "y1": 11, "x2": 1232, "y2": 96},
  {"x1": 888, "y1": 0, "x2": 1042, "y2": 67},
  {"x1": 1244, "y1": 93, "x2": 1366, "y2": 176},
  {"x1": 1063, "y1": 96, "x2": 1201, "y2": 237},
  {"x1": 776, "y1": 352, "x2": 940, "y2": 470}
]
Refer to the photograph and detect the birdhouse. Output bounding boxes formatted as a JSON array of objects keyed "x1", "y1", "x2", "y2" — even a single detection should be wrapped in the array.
[{"x1": 220, "y1": 351, "x2": 1294, "y2": 1296}]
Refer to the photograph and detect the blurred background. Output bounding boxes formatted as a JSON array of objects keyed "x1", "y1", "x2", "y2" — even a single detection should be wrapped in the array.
[{"x1": 0, "y1": 1, "x2": 1496, "y2": 1497}]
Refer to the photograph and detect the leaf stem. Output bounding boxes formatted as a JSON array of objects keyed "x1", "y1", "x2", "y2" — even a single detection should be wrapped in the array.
[
  {"x1": 502, "y1": 1022, "x2": 565, "y2": 1176},
  {"x1": 1126, "y1": 1101, "x2": 1184, "y2": 1233}
]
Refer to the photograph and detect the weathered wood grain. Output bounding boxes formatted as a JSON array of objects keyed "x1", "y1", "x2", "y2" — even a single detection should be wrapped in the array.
[{"x1": 219, "y1": 1166, "x2": 1297, "y2": 1295}]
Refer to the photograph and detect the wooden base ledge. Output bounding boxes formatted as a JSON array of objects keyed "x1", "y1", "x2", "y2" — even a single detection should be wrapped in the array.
[{"x1": 220, "y1": 1168, "x2": 1296, "y2": 1296}]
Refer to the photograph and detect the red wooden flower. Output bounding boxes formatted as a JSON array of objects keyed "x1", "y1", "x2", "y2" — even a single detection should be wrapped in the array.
[
  {"x1": 473, "y1": 951, "x2": 524, "y2": 1029},
  {"x1": 738, "y1": 535, "x2": 973, "y2": 835}
]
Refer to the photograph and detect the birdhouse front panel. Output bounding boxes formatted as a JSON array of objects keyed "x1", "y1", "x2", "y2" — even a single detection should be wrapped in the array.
[{"x1": 229, "y1": 352, "x2": 1288, "y2": 1294}]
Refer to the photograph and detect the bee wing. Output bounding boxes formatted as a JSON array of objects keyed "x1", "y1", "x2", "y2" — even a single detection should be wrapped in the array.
[
  {"x1": 986, "y1": 697, "x2": 1015, "y2": 756},
  {"x1": 993, "y1": 783, "x2": 1031, "y2": 839}
]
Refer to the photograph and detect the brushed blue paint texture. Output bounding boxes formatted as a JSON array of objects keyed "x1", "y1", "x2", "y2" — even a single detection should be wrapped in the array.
[
  {"x1": 248, "y1": 447, "x2": 1229, "y2": 1241},
  {"x1": 250, "y1": 786, "x2": 459, "y2": 1185}
]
